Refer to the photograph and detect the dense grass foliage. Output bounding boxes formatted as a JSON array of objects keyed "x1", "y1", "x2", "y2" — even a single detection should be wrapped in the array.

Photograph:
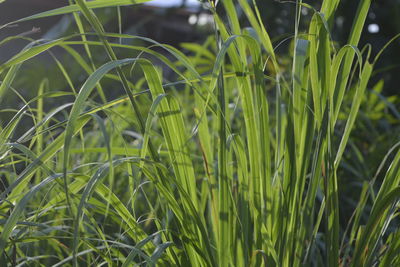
[{"x1": 0, "y1": 0, "x2": 399, "y2": 266}]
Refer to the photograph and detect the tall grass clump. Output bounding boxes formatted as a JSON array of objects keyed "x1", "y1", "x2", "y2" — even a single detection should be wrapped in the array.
[{"x1": 0, "y1": 0, "x2": 399, "y2": 266}]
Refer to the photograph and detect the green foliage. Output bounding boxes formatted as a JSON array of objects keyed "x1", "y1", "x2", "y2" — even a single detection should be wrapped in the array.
[{"x1": 0, "y1": 0, "x2": 399, "y2": 266}]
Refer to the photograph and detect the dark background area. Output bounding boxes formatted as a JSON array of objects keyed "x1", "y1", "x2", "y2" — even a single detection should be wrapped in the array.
[{"x1": 1, "y1": 0, "x2": 399, "y2": 93}]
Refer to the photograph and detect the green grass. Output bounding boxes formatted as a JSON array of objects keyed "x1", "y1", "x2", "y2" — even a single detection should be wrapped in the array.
[{"x1": 0, "y1": 0, "x2": 399, "y2": 266}]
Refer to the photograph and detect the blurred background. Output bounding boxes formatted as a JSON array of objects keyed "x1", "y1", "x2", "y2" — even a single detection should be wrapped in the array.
[
  {"x1": 1, "y1": 0, "x2": 399, "y2": 88},
  {"x1": 1, "y1": 0, "x2": 399, "y2": 93}
]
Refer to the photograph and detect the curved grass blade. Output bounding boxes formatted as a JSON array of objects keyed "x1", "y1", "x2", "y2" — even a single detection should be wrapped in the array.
[
  {"x1": 0, "y1": 173, "x2": 62, "y2": 259},
  {"x1": 0, "y1": 0, "x2": 152, "y2": 30}
]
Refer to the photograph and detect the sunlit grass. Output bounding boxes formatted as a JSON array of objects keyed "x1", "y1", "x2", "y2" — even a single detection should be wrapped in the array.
[{"x1": 0, "y1": 0, "x2": 399, "y2": 266}]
